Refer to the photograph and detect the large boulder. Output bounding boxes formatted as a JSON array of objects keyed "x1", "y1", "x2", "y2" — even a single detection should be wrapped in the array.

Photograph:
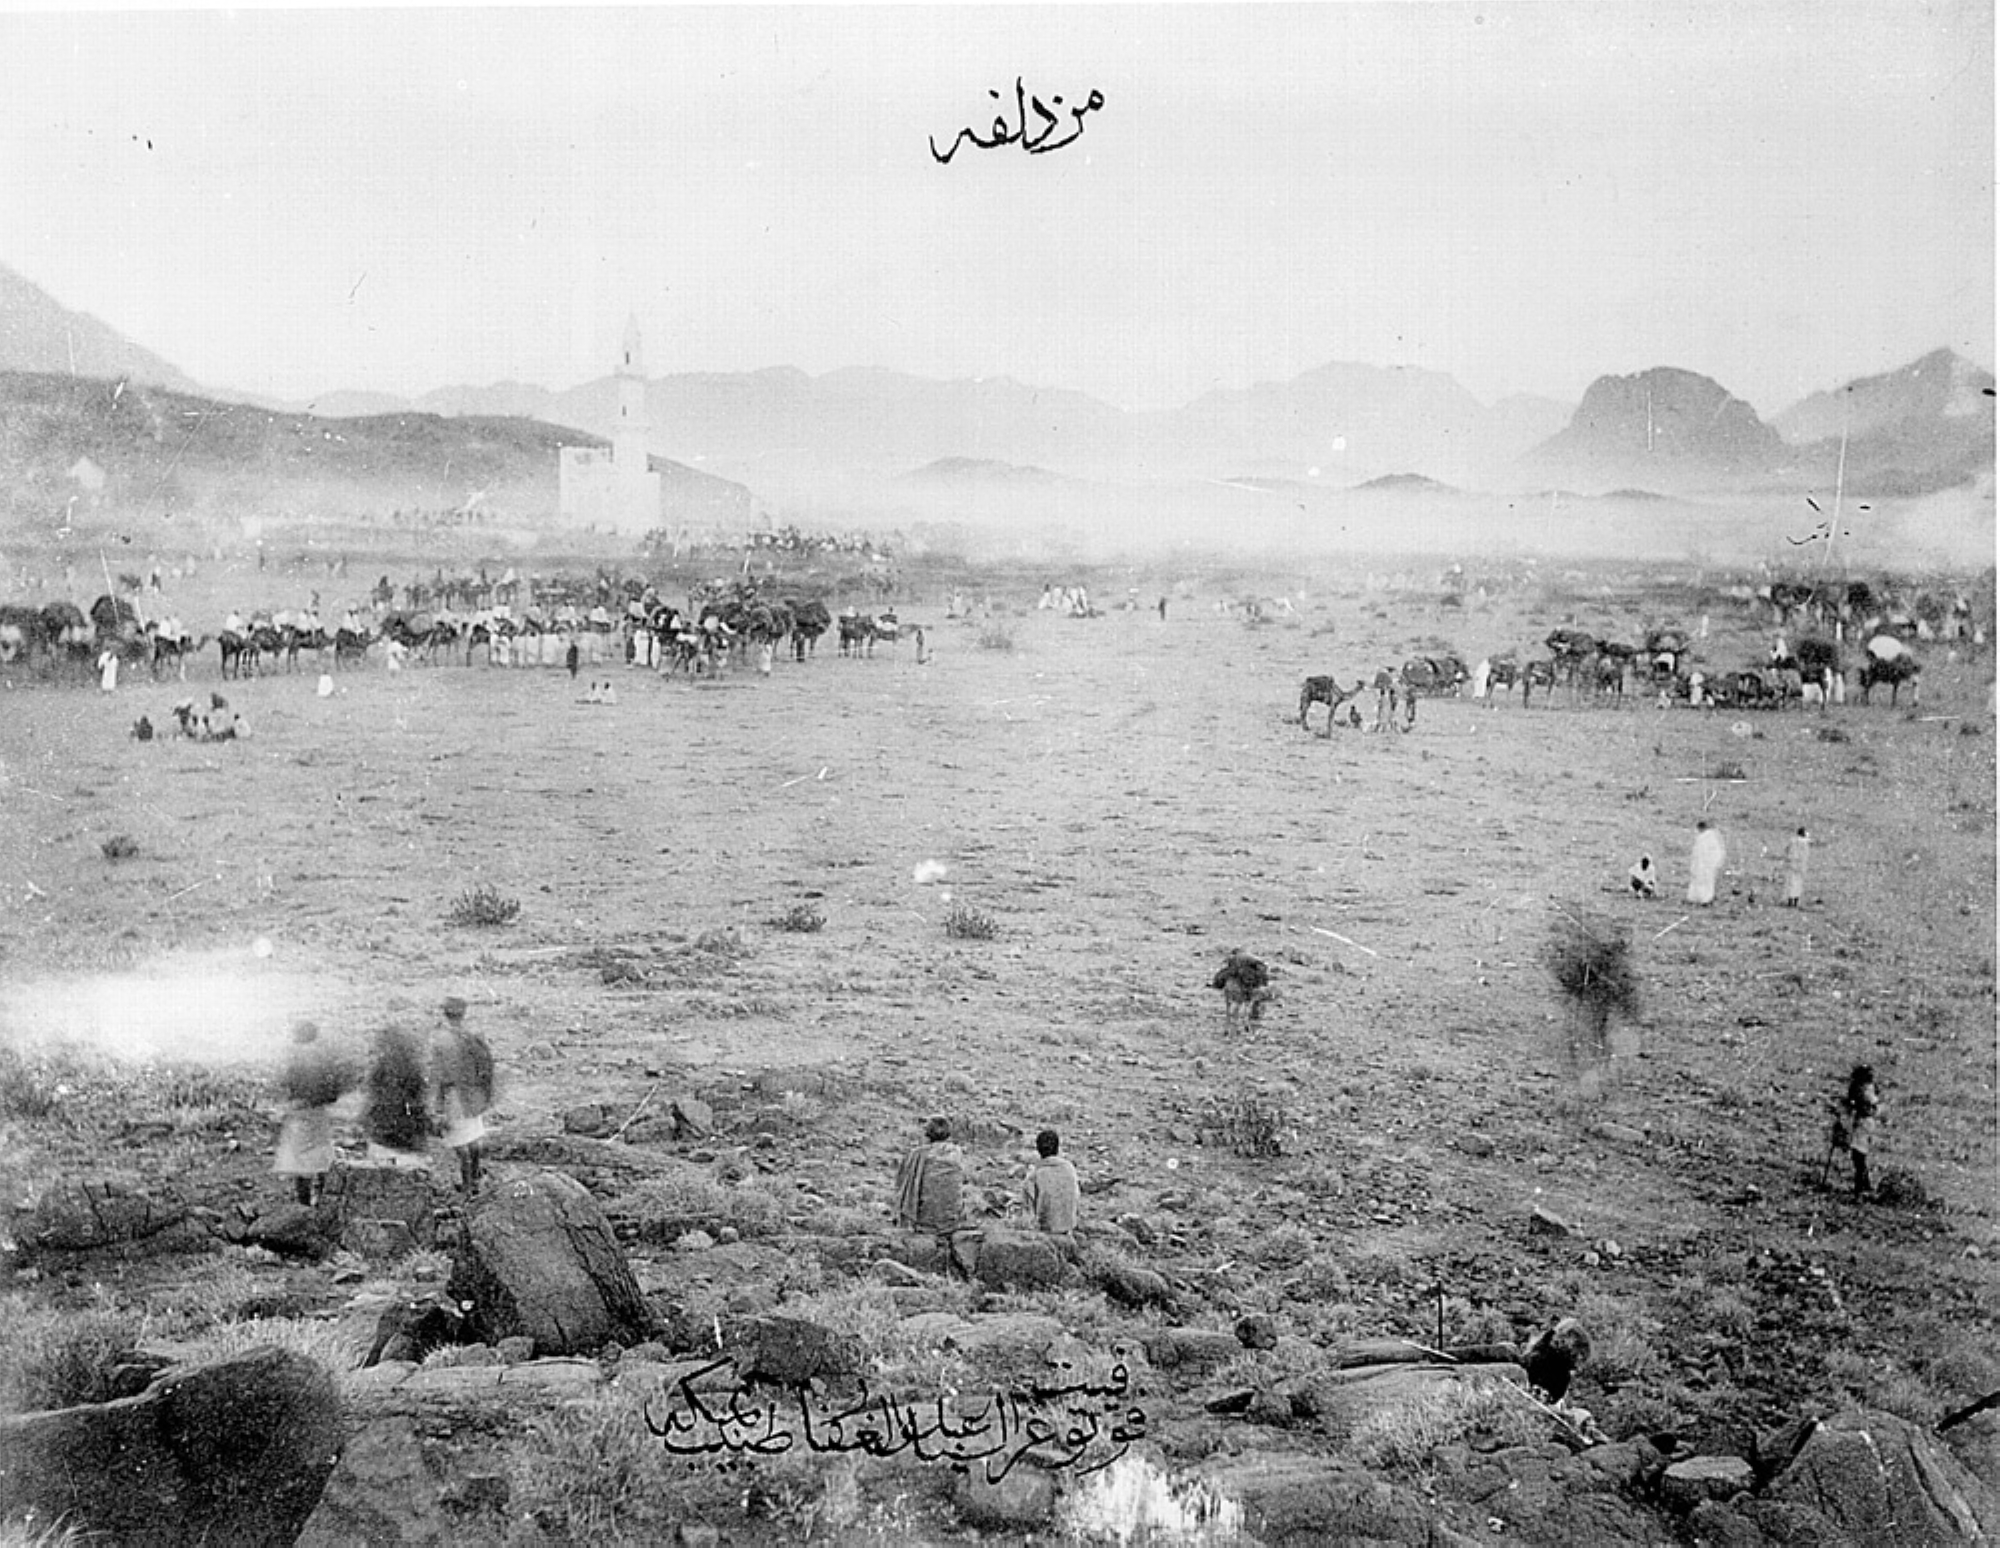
[
  {"x1": 448, "y1": 1169, "x2": 655, "y2": 1354},
  {"x1": 1764, "y1": 1408, "x2": 1997, "y2": 1544},
  {"x1": 0, "y1": 1345, "x2": 341, "y2": 1546}
]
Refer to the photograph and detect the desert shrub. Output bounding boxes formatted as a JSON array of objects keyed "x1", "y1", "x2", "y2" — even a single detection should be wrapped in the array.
[
  {"x1": 1542, "y1": 905, "x2": 1641, "y2": 1065},
  {"x1": 0, "y1": 1303, "x2": 142, "y2": 1412},
  {"x1": 1710, "y1": 759, "x2": 1748, "y2": 781},
  {"x1": 622, "y1": 1172, "x2": 787, "y2": 1242},
  {"x1": 1280, "y1": 1253, "x2": 1353, "y2": 1304},
  {"x1": 1572, "y1": 1292, "x2": 1665, "y2": 1387},
  {"x1": 1348, "y1": 1377, "x2": 1544, "y2": 1476},
  {"x1": 976, "y1": 625, "x2": 1015, "y2": 652},
  {"x1": 445, "y1": 882, "x2": 521, "y2": 927},
  {"x1": 691, "y1": 925, "x2": 750, "y2": 957},
  {"x1": 1203, "y1": 1090, "x2": 1290, "y2": 1158},
  {"x1": 1252, "y1": 1223, "x2": 1316, "y2": 1270},
  {"x1": 1923, "y1": 1338, "x2": 2000, "y2": 1402},
  {"x1": 770, "y1": 904, "x2": 826, "y2": 934},
  {"x1": 943, "y1": 904, "x2": 998, "y2": 941}
]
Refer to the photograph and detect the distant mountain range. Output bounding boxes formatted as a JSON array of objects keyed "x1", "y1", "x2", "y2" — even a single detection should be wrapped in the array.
[{"x1": 1, "y1": 260, "x2": 1990, "y2": 512}]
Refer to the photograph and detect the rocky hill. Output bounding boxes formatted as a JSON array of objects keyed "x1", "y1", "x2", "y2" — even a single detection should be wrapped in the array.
[
  {"x1": 1521, "y1": 368, "x2": 1790, "y2": 493},
  {"x1": 0, "y1": 263, "x2": 204, "y2": 397},
  {"x1": 0, "y1": 371, "x2": 748, "y2": 529},
  {"x1": 1775, "y1": 350, "x2": 1996, "y2": 498}
]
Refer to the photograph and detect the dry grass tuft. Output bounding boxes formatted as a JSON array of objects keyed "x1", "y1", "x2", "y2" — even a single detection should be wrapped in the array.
[
  {"x1": 446, "y1": 882, "x2": 522, "y2": 927},
  {"x1": 1542, "y1": 904, "x2": 1641, "y2": 1065}
]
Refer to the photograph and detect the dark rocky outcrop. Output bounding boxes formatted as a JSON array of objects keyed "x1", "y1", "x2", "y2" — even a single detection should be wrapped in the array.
[
  {"x1": 448, "y1": 1169, "x2": 655, "y2": 1354},
  {"x1": 0, "y1": 1345, "x2": 341, "y2": 1546}
]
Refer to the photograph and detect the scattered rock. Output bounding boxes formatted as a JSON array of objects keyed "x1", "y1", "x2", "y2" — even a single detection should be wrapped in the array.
[
  {"x1": 448, "y1": 1169, "x2": 655, "y2": 1355},
  {"x1": 672, "y1": 1096, "x2": 716, "y2": 1138},
  {"x1": 1528, "y1": 1205, "x2": 1580, "y2": 1238},
  {"x1": 18, "y1": 1177, "x2": 198, "y2": 1257},
  {"x1": 1235, "y1": 1314, "x2": 1279, "y2": 1350},
  {"x1": 343, "y1": 1217, "x2": 417, "y2": 1262},
  {"x1": 496, "y1": 1335, "x2": 536, "y2": 1364},
  {"x1": 739, "y1": 1314, "x2": 863, "y2": 1385},
  {"x1": 1660, "y1": 1454, "x2": 1755, "y2": 1511},
  {"x1": 1457, "y1": 1132, "x2": 1497, "y2": 1157},
  {"x1": 1145, "y1": 1328, "x2": 1245, "y2": 1374},
  {"x1": 0, "y1": 1346, "x2": 340, "y2": 1546},
  {"x1": 869, "y1": 1258, "x2": 929, "y2": 1289},
  {"x1": 1588, "y1": 1121, "x2": 1646, "y2": 1145},
  {"x1": 1089, "y1": 1255, "x2": 1177, "y2": 1312},
  {"x1": 366, "y1": 1289, "x2": 468, "y2": 1366},
  {"x1": 562, "y1": 1103, "x2": 615, "y2": 1138},
  {"x1": 952, "y1": 1461, "x2": 1057, "y2": 1529},
  {"x1": 974, "y1": 1229, "x2": 1066, "y2": 1291}
]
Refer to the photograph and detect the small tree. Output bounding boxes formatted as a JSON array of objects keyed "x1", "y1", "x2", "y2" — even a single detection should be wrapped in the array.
[{"x1": 1542, "y1": 904, "x2": 1641, "y2": 1089}]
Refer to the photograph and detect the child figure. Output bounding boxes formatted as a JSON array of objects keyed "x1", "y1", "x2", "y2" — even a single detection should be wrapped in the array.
[
  {"x1": 1835, "y1": 1063, "x2": 1882, "y2": 1198},
  {"x1": 1628, "y1": 854, "x2": 1658, "y2": 898}
]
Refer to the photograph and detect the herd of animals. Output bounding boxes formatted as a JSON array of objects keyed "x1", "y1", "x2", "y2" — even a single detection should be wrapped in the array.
[
  {"x1": 0, "y1": 569, "x2": 1982, "y2": 719},
  {"x1": 0, "y1": 579, "x2": 911, "y2": 684},
  {"x1": 1295, "y1": 580, "x2": 1979, "y2": 733}
]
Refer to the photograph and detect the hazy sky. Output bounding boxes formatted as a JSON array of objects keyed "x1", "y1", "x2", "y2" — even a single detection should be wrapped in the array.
[{"x1": 0, "y1": 4, "x2": 1990, "y2": 417}]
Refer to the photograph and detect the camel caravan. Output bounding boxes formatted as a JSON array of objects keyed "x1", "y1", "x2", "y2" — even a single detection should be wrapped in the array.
[
  {"x1": 0, "y1": 569, "x2": 892, "y2": 687},
  {"x1": 1296, "y1": 573, "x2": 1983, "y2": 733}
]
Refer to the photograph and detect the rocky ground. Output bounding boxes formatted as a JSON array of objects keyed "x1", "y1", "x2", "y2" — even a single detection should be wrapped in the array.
[{"x1": 1, "y1": 551, "x2": 1995, "y2": 1544}]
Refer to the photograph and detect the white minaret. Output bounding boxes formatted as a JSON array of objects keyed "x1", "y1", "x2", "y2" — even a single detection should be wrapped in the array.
[{"x1": 613, "y1": 313, "x2": 650, "y2": 474}]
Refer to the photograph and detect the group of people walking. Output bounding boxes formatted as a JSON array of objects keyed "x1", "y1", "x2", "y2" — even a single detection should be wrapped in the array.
[{"x1": 273, "y1": 996, "x2": 494, "y2": 1205}]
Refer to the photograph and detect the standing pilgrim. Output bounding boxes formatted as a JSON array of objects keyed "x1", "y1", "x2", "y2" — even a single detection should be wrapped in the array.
[
  {"x1": 1686, "y1": 820, "x2": 1727, "y2": 906},
  {"x1": 433, "y1": 997, "x2": 495, "y2": 1195},
  {"x1": 363, "y1": 1026, "x2": 432, "y2": 1166},
  {"x1": 1784, "y1": 827, "x2": 1811, "y2": 908},
  {"x1": 97, "y1": 644, "x2": 119, "y2": 693},
  {"x1": 275, "y1": 1020, "x2": 352, "y2": 1205}
]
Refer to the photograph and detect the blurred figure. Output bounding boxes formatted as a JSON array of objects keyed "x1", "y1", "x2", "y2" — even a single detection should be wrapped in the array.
[
  {"x1": 1686, "y1": 820, "x2": 1726, "y2": 906},
  {"x1": 433, "y1": 997, "x2": 495, "y2": 1195},
  {"x1": 275, "y1": 1021, "x2": 352, "y2": 1205},
  {"x1": 1628, "y1": 854, "x2": 1657, "y2": 898},
  {"x1": 363, "y1": 1025, "x2": 432, "y2": 1166},
  {"x1": 1784, "y1": 827, "x2": 1811, "y2": 908}
]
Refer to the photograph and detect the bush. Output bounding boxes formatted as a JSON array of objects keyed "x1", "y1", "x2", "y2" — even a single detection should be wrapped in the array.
[
  {"x1": 770, "y1": 904, "x2": 826, "y2": 934},
  {"x1": 1542, "y1": 905, "x2": 1641, "y2": 1066},
  {"x1": 0, "y1": 1304, "x2": 141, "y2": 1412},
  {"x1": 1204, "y1": 1090, "x2": 1290, "y2": 1158},
  {"x1": 445, "y1": 882, "x2": 521, "y2": 928},
  {"x1": 1349, "y1": 1377, "x2": 1545, "y2": 1476},
  {"x1": 943, "y1": 904, "x2": 998, "y2": 941},
  {"x1": 621, "y1": 1171, "x2": 787, "y2": 1243},
  {"x1": 976, "y1": 625, "x2": 1015, "y2": 652}
]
